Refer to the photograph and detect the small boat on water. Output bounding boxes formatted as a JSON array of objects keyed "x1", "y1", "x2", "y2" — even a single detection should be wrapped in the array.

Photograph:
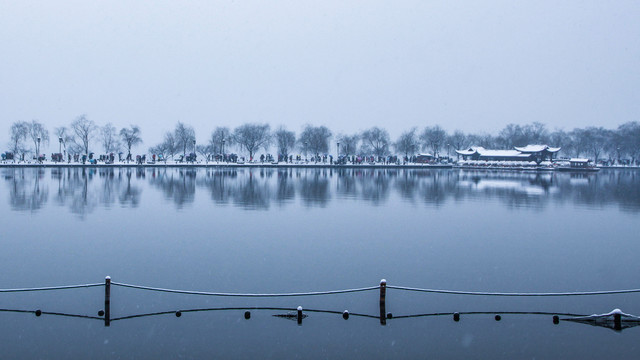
[{"x1": 557, "y1": 158, "x2": 600, "y2": 172}]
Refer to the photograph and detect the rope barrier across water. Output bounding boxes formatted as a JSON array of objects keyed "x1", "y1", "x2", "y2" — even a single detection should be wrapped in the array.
[
  {"x1": 1, "y1": 278, "x2": 640, "y2": 331},
  {"x1": 386, "y1": 285, "x2": 640, "y2": 297},
  {"x1": 0, "y1": 283, "x2": 103, "y2": 293},
  {"x1": 1, "y1": 281, "x2": 640, "y2": 298},
  {"x1": 111, "y1": 282, "x2": 379, "y2": 297}
]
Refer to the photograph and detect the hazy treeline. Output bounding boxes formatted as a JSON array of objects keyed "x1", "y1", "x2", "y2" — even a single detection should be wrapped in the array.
[{"x1": 7, "y1": 116, "x2": 640, "y2": 163}]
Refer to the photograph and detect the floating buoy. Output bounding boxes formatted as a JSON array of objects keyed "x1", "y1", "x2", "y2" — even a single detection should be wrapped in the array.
[
  {"x1": 98, "y1": 310, "x2": 105, "y2": 317},
  {"x1": 244, "y1": 311, "x2": 251, "y2": 320},
  {"x1": 175, "y1": 311, "x2": 182, "y2": 317},
  {"x1": 342, "y1": 310, "x2": 349, "y2": 320},
  {"x1": 495, "y1": 315, "x2": 501, "y2": 321},
  {"x1": 453, "y1": 312, "x2": 460, "y2": 322},
  {"x1": 553, "y1": 315, "x2": 559, "y2": 324},
  {"x1": 35, "y1": 310, "x2": 42, "y2": 317},
  {"x1": 386, "y1": 313, "x2": 393, "y2": 319}
]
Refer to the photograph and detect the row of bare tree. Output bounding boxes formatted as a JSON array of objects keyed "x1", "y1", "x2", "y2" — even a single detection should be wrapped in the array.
[
  {"x1": 9, "y1": 116, "x2": 142, "y2": 161},
  {"x1": 7, "y1": 116, "x2": 640, "y2": 163},
  {"x1": 150, "y1": 121, "x2": 640, "y2": 164}
]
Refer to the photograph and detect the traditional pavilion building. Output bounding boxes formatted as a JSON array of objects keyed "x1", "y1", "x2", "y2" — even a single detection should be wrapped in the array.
[
  {"x1": 455, "y1": 145, "x2": 561, "y2": 164},
  {"x1": 514, "y1": 145, "x2": 562, "y2": 163}
]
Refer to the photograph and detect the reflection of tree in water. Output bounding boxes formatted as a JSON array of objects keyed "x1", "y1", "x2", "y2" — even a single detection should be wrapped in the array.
[
  {"x1": 336, "y1": 168, "x2": 392, "y2": 204},
  {"x1": 231, "y1": 169, "x2": 271, "y2": 209},
  {"x1": 190, "y1": 167, "x2": 640, "y2": 211},
  {"x1": 336, "y1": 168, "x2": 357, "y2": 198},
  {"x1": 5, "y1": 168, "x2": 48, "y2": 212},
  {"x1": 148, "y1": 168, "x2": 196, "y2": 208},
  {"x1": 197, "y1": 168, "x2": 275, "y2": 209},
  {"x1": 275, "y1": 169, "x2": 296, "y2": 205},
  {"x1": 60, "y1": 168, "x2": 97, "y2": 217},
  {"x1": 5, "y1": 167, "x2": 640, "y2": 214},
  {"x1": 416, "y1": 170, "x2": 450, "y2": 206},
  {"x1": 610, "y1": 170, "x2": 640, "y2": 211},
  {"x1": 351, "y1": 169, "x2": 391, "y2": 205},
  {"x1": 394, "y1": 169, "x2": 421, "y2": 203},
  {"x1": 552, "y1": 170, "x2": 640, "y2": 212},
  {"x1": 49, "y1": 168, "x2": 142, "y2": 218},
  {"x1": 118, "y1": 169, "x2": 142, "y2": 207},
  {"x1": 298, "y1": 169, "x2": 331, "y2": 207},
  {"x1": 197, "y1": 169, "x2": 236, "y2": 205},
  {"x1": 97, "y1": 168, "x2": 117, "y2": 207}
]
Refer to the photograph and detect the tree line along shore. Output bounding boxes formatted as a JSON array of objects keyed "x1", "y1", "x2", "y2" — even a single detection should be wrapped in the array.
[{"x1": 6, "y1": 116, "x2": 640, "y2": 166}]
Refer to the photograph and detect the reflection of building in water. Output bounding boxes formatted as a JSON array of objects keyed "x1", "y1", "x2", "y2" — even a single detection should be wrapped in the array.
[
  {"x1": 456, "y1": 145, "x2": 561, "y2": 164},
  {"x1": 459, "y1": 173, "x2": 555, "y2": 196}
]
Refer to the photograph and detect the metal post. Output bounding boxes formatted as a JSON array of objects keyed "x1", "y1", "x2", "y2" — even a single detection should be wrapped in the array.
[
  {"x1": 379, "y1": 279, "x2": 386, "y2": 325},
  {"x1": 105, "y1": 276, "x2": 111, "y2": 327},
  {"x1": 297, "y1": 306, "x2": 303, "y2": 325}
]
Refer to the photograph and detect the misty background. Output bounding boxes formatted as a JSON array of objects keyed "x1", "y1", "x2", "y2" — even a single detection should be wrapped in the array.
[{"x1": 1, "y1": 1, "x2": 639, "y2": 154}]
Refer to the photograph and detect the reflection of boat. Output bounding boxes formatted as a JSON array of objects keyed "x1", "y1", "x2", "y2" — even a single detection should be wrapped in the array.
[{"x1": 557, "y1": 158, "x2": 600, "y2": 172}]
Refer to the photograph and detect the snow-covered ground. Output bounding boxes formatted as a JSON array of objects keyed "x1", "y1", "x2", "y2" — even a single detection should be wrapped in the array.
[
  {"x1": 0, "y1": 160, "x2": 451, "y2": 168},
  {"x1": 2, "y1": 160, "x2": 638, "y2": 170}
]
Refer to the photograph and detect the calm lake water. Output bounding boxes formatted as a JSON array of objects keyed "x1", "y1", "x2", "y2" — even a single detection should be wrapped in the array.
[{"x1": 1, "y1": 167, "x2": 639, "y2": 359}]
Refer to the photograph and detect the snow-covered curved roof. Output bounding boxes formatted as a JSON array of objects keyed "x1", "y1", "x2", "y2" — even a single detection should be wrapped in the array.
[
  {"x1": 455, "y1": 147, "x2": 532, "y2": 158},
  {"x1": 455, "y1": 147, "x2": 489, "y2": 155},
  {"x1": 455, "y1": 149, "x2": 477, "y2": 156},
  {"x1": 514, "y1": 145, "x2": 561, "y2": 153},
  {"x1": 480, "y1": 149, "x2": 524, "y2": 157}
]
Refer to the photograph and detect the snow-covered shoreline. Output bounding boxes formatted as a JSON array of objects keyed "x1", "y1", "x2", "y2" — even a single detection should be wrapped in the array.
[
  {"x1": 0, "y1": 161, "x2": 453, "y2": 169},
  {"x1": 1, "y1": 161, "x2": 638, "y2": 170}
]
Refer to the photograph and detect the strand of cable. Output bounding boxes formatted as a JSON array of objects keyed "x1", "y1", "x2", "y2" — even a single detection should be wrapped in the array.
[
  {"x1": 112, "y1": 282, "x2": 378, "y2": 297},
  {"x1": 1, "y1": 281, "x2": 639, "y2": 297},
  {"x1": 0, "y1": 283, "x2": 103, "y2": 293},
  {"x1": 387, "y1": 285, "x2": 640, "y2": 297},
  {"x1": 0, "y1": 307, "x2": 589, "y2": 322}
]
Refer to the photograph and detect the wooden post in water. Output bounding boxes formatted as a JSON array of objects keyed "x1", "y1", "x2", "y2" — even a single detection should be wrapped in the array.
[
  {"x1": 614, "y1": 312, "x2": 622, "y2": 331},
  {"x1": 297, "y1": 306, "x2": 303, "y2": 325},
  {"x1": 379, "y1": 279, "x2": 386, "y2": 326},
  {"x1": 105, "y1": 276, "x2": 111, "y2": 327}
]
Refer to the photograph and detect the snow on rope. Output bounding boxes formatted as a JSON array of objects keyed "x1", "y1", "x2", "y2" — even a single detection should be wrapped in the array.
[
  {"x1": 111, "y1": 282, "x2": 379, "y2": 297},
  {"x1": 0, "y1": 283, "x2": 103, "y2": 293},
  {"x1": 2, "y1": 281, "x2": 640, "y2": 297},
  {"x1": 387, "y1": 285, "x2": 640, "y2": 296}
]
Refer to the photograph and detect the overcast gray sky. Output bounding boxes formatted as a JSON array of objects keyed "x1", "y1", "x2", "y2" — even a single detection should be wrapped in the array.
[{"x1": 1, "y1": 0, "x2": 639, "y2": 153}]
